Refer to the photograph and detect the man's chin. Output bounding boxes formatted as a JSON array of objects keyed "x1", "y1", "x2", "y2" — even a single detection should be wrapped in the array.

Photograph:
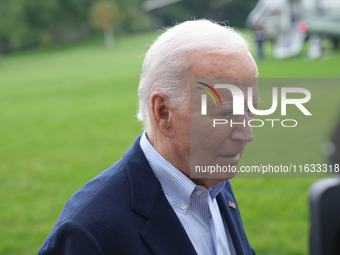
[
  {"x1": 211, "y1": 169, "x2": 238, "y2": 181},
  {"x1": 191, "y1": 171, "x2": 237, "y2": 189}
]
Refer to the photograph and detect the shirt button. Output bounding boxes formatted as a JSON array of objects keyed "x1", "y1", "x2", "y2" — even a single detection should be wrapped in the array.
[
  {"x1": 196, "y1": 190, "x2": 202, "y2": 196},
  {"x1": 181, "y1": 204, "x2": 187, "y2": 210}
]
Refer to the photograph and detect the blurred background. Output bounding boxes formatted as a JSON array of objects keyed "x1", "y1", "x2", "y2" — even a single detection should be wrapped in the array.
[{"x1": 1, "y1": 0, "x2": 340, "y2": 254}]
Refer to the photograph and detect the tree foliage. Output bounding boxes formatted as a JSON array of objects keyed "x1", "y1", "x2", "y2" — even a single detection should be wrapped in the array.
[
  {"x1": 0, "y1": 0, "x2": 150, "y2": 52},
  {"x1": 89, "y1": 1, "x2": 120, "y2": 31}
]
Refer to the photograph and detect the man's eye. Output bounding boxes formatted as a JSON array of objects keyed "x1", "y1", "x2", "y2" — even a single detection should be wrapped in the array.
[{"x1": 220, "y1": 112, "x2": 230, "y2": 117}]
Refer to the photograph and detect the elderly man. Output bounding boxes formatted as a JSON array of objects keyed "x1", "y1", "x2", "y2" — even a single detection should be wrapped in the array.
[{"x1": 39, "y1": 19, "x2": 258, "y2": 255}]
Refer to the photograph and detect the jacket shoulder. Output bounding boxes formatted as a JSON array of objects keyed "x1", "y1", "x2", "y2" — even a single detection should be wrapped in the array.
[{"x1": 55, "y1": 159, "x2": 130, "y2": 226}]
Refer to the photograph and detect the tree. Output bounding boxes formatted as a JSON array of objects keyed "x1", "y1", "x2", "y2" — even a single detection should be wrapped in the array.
[{"x1": 89, "y1": 1, "x2": 120, "y2": 48}]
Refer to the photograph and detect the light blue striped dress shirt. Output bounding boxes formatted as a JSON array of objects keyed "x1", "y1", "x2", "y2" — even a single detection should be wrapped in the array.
[{"x1": 140, "y1": 132, "x2": 236, "y2": 255}]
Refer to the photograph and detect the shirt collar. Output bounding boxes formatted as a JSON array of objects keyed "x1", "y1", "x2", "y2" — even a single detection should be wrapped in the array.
[
  {"x1": 209, "y1": 181, "x2": 226, "y2": 199},
  {"x1": 140, "y1": 131, "x2": 226, "y2": 212}
]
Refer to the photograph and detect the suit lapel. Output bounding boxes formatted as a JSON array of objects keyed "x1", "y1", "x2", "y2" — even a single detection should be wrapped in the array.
[
  {"x1": 124, "y1": 136, "x2": 197, "y2": 255},
  {"x1": 141, "y1": 192, "x2": 197, "y2": 255},
  {"x1": 217, "y1": 182, "x2": 252, "y2": 255}
]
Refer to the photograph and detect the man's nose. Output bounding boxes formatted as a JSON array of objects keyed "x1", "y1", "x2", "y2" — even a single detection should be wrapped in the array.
[{"x1": 230, "y1": 115, "x2": 254, "y2": 142}]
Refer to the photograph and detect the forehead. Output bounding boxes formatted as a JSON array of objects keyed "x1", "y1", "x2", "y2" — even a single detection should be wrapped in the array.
[
  {"x1": 191, "y1": 78, "x2": 260, "y2": 105},
  {"x1": 189, "y1": 51, "x2": 259, "y2": 102},
  {"x1": 190, "y1": 51, "x2": 259, "y2": 79}
]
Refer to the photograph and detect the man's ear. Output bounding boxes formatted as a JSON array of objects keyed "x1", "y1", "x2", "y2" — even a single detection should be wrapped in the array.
[{"x1": 150, "y1": 91, "x2": 173, "y2": 137}]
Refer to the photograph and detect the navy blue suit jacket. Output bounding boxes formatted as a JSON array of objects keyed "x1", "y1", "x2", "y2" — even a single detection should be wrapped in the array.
[{"x1": 39, "y1": 136, "x2": 255, "y2": 255}]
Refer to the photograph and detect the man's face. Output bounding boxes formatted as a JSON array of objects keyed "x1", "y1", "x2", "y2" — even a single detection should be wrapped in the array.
[{"x1": 170, "y1": 51, "x2": 259, "y2": 184}]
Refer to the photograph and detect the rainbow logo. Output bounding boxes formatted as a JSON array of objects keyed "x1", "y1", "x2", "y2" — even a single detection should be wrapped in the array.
[{"x1": 196, "y1": 82, "x2": 223, "y2": 106}]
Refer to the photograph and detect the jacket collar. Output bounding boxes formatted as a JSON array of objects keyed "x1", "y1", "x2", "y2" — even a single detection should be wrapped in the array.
[{"x1": 123, "y1": 135, "x2": 197, "y2": 255}]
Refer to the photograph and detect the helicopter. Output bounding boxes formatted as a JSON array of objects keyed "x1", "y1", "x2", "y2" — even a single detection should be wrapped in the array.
[{"x1": 246, "y1": 0, "x2": 340, "y2": 59}]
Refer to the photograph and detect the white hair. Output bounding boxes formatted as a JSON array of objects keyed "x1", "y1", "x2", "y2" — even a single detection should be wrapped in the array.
[{"x1": 137, "y1": 19, "x2": 249, "y2": 130}]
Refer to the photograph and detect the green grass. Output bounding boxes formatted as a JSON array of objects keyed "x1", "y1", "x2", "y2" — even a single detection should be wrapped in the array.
[{"x1": 1, "y1": 31, "x2": 340, "y2": 254}]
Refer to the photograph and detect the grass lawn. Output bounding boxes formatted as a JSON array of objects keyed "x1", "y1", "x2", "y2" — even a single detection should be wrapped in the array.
[{"x1": 0, "y1": 30, "x2": 340, "y2": 254}]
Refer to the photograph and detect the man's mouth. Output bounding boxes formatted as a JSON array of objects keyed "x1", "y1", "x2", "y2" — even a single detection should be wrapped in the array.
[{"x1": 218, "y1": 154, "x2": 241, "y2": 163}]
